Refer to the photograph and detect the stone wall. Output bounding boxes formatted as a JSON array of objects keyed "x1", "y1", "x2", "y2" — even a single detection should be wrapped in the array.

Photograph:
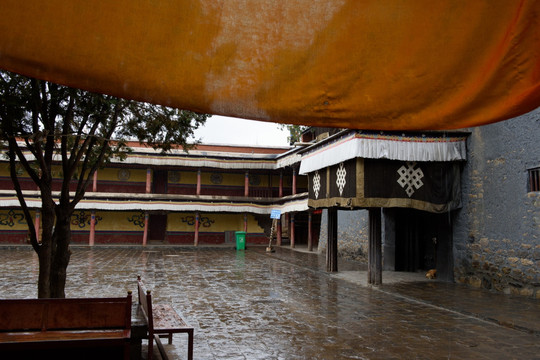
[
  {"x1": 318, "y1": 209, "x2": 369, "y2": 262},
  {"x1": 453, "y1": 109, "x2": 540, "y2": 298}
]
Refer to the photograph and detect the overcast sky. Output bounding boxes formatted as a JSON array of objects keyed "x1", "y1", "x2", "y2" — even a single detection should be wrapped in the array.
[{"x1": 191, "y1": 115, "x2": 290, "y2": 147}]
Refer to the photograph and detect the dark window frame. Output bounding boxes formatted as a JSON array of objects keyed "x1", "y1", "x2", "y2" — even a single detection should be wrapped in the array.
[{"x1": 528, "y1": 167, "x2": 540, "y2": 192}]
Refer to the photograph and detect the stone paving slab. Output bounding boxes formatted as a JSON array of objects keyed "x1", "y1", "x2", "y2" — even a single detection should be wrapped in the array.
[
  {"x1": 380, "y1": 281, "x2": 540, "y2": 336},
  {"x1": 0, "y1": 246, "x2": 538, "y2": 359},
  {"x1": 268, "y1": 247, "x2": 540, "y2": 335},
  {"x1": 329, "y1": 272, "x2": 540, "y2": 335}
]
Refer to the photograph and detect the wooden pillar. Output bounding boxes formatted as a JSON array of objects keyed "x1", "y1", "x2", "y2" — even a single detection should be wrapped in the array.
[
  {"x1": 368, "y1": 208, "x2": 383, "y2": 285},
  {"x1": 196, "y1": 169, "x2": 201, "y2": 195},
  {"x1": 292, "y1": 168, "x2": 297, "y2": 195},
  {"x1": 307, "y1": 211, "x2": 313, "y2": 252},
  {"x1": 142, "y1": 212, "x2": 149, "y2": 246},
  {"x1": 279, "y1": 171, "x2": 283, "y2": 197},
  {"x1": 34, "y1": 209, "x2": 40, "y2": 242},
  {"x1": 276, "y1": 217, "x2": 282, "y2": 246},
  {"x1": 92, "y1": 170, "x2": 98, "y2": 192},
  {"x1": 194, "y1": 212, "x2": 200, "y2": 246},
  {"x1": 145, "y1": 169, "x2": 152, "y2": 194},
  {"x1": 243, "y1": 213, "x2": 248, "y2": 232},
  {"x1": 290, "y1": 213, "x2": 295, "y2": 248},
  {"x1": 89, "y1": 211, "x2": 96, "y2": 246},
  {"x1": 268, "y1": 173, "x2": 272, "y2": 197},
  {"x1": 327, "y1": 208, "x2": 338, "y2": 272},
  {"x1": 244, "y1": 171, "x2": 249, "y2": 197}
]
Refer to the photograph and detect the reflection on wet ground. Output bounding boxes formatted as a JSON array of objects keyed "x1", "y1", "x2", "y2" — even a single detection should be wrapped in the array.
[{"x1": 1, "y1": 246, "x2": 538, "y2": 359}]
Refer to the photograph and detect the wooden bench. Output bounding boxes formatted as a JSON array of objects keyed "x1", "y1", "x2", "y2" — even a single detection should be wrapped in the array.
[
  {"x1": 137, "y1": 276, "x2": 194, "y2": 360},
  {"x1": 0, "y1": 292, "x2": 132, "y2": 359}
]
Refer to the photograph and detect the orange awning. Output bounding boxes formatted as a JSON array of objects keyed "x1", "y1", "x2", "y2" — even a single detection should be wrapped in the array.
[{"x1": 1, "y1": 1, "x2": 539, "y2": 130}]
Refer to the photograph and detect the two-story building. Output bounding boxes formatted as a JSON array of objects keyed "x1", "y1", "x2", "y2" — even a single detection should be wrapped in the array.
[{"x1": 0, "y1": 142, "x2": 321, "y2": 248}]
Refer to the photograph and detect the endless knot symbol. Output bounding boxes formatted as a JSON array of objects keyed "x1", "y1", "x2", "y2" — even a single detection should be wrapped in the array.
[
  {"x1": 313, "y1": 171, "x2": 321, "y2": 199},
  {"x1": 397, "y1": 162, "x2": 424, "y2": 197},
  {"x1": 336, "y1": 162, "x2": 347, "y2": 196}
]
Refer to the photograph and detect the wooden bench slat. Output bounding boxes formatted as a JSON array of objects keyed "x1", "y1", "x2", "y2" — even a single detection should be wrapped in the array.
[
  {"x1": 137, "y1": 276, "x2": 193, "y2": 360},
  {"x1": 153, "y1": 304, "x2": 190, "y2": 331},
  {"x1": 0, "y1": 302, "x2": 46, "y2": 331},
  {"x1": 0, "y1": 330, "x2": 130, "y2": 343},
  {"x1": 46, "y1": 301, "x2": 130, "y2": 330},
  {"x1": 0, "y1": 293, "x2": 132, "y2": 360}
]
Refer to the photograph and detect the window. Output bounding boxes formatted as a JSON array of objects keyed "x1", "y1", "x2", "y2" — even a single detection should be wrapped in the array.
[{"x1": 529, "y1": 167, "x2": 540, "y2": 192}]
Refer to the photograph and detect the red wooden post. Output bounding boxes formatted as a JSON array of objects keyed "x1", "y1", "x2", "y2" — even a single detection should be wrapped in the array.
[
  {"x1": 244, "y1": 171, "x2": 249, "y2": 197},
  {"x1": 194, "y1": 212, "x2": 200, "y2": 246},
  {"x1": 34, "y1": 209, "x2": 40, "y2": 242},
  {"x1": 196, "y1": 169, "x2": 201, "y2": 195},
  {"x1": 290, "y1": 213, "x2": 295, "y2": 248},
  {"x1": 89, "y1": 211, "x2": 96, "y2": 246},
  {"x1": 243, "y1": 213, "x2": 248, "y2": 232},
  {"x1": 292, "y1": 168, "x2": 297, "y2": 195},
  {"x1": 92, "y1": 170, "x2": 98, "y2": 192},
  {"x1": 279, "y1": 171, "x2": 283, "y2": 197},
  {"x1": 142, "y1": 212, "x2": 149, "y2": 246},
  {"x1": 146, "y1": 169, "x2": 152, "y2": 193}
]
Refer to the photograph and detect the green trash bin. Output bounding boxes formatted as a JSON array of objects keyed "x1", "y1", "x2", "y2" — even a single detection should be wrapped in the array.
[{"x1": 235, "y1": 231, "x2": 246, "y2": 250}]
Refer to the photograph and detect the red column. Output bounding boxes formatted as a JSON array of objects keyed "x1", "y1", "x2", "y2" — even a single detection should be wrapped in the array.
[
  {"x1": 34, "y1": 210, "x2": 40, "y2": 243},
  {"x1": 145, "y1": 169, "x2": 152, "y2": 193},
  {"x1": 89, "y1": 211, "x2": 96, "y2": 246},
  {"x1": 290, "y1": 213, "x2": 295, "y2": 248},
  {"x1": 243, "y1": 213, "x2": 248, "y2": 232},
  {"x1": 276, "y1": 217, "x2": 282, "y2": 246},
  {"x1": 292, "y1": 168, "x2": 297, "y2": 195},
  {"x1": 279, "y1": 171, "x2": 283, "y2": 197},
  {"x1": 142, "y1": 212, "x2": 149, "y2": 246},
  {"x1": 194, "y1": 212, "x2": 200, "y2": 246},
  {"x1": 196, "y1": 169, "x2": 201, "y2": 195},
  {"x1": 92, "y1": 170, "x2": 98, "y2": 192},
  {"x1": 244, "y1": 171, "x2": 249, "y2": 197},
  {"x1": 308, "y1": 211, "x2": 313, "y2": 251}
]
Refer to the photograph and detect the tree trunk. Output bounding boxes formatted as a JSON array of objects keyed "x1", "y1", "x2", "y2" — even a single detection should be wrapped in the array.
[
  {"x1": 36, "y1": 194, "x2": 56, "y2": 298},
  {"x1": 37, "y1": 242, "x2": 51, "y2": 298},
  {"x1": 49, "y1": 210, "x2": 72, "y2": 298},
  {"x1": 36, "y1": 196, "x2": 72, "y2": 298}
]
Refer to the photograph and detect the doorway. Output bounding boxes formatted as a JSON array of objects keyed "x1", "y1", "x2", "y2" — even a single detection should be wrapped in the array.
[
  {"x1": 148, "y1": 214, "x2": 167, "y2": 242},
  {"x1": 392, "y1": 208, "x2": 453, "y2": 281},
  {"x1": 153, "y1": 170, "x2": 168, "y2": 194},
  {"x1": 291, "y1": 211, "x2": 322, "y2": 248}
]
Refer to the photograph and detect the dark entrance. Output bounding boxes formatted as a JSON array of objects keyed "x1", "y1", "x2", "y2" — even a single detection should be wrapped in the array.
[
  {"x1": 153, "y1": 170, "x2": 168, "y2": 194},
  {"x1": 148, "y1": 214, "x2": 167, "y2": 242},
  {"x1": 393, "y1": 208, "x2": 453, "y2": 281},
  {"x1": 292, "y1": 211, "x2": 322, "y2": 248}
]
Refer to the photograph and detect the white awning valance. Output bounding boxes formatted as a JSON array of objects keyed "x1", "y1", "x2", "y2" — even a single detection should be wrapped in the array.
[{"x1": 299, "y1": 131, "x2": 467, "y2": 175}]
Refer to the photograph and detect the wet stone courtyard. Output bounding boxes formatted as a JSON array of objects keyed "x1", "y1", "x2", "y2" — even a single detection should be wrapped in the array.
[{"x1": 0, "y1": 246, "x2": 539, "y2": 359}]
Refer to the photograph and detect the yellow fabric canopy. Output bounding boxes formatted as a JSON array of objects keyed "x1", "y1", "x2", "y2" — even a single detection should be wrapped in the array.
[{"x1": 1, "y1": 1, "x2": 539, "y2": 130}]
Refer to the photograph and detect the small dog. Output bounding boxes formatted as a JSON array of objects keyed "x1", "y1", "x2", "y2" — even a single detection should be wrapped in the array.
[{"x1": 425, "y1": 269, "x2": 437, "y2": 279}]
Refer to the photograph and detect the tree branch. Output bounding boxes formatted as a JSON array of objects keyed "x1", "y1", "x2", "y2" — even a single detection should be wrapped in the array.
[{"x1": 7, "y1": 140, "x2": 40, "y2": 252}]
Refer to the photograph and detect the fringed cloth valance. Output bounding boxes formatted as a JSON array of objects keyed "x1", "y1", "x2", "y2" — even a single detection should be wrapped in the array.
[
  {"x1": 301, "y1": 131, "x2": 466, "y2": 213},
  {"x1": 299, "y1": 131, "x2": 467, "y2": 175},
  {"x1": 0, "y1": 192, "x2": 308, "y2": 215}
]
